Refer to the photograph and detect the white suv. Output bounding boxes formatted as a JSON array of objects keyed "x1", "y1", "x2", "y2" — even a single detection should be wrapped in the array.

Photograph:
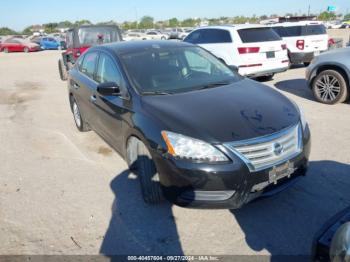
[
  {"x1": 184, "y1": 25, "x2": 289, "y2": 79},
  {"x1": 270, "y1": 21, "x2": 328, "y2": 66}
]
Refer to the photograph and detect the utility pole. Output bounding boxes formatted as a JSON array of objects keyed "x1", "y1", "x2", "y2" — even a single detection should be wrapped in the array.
[{"x1": 308, "y1": 4, "x2": 311, "y2": 16}]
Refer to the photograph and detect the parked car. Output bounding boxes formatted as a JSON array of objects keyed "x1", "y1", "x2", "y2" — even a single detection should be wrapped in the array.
[
  {"x1": 271, "y1": 21, "x2": 329, "y2": 66},
  {"x1": 39, "y1": 37, "x2": 62, "y2": 50},
  {"x1": 67, "y1": 41, "x2": 310, "y2": 209},
  {"x1": 123, "y1": 32, "x2": 151, "y2": 41},
  {"x1": 0, "y1": 38, "x2": 40, "y2": 53},
  {"x1": 169, "y1": 28, "x2": 190, "y2": 40},
  {"x1": 306, "y1": 47, "x2": 350, "y2": 104},
  {"x1": 184, "y1": 25, "x2": 289, "y2": 80},
  {"x1": 58, "y1": 25, "x2": 123, "y2": 81},
  {"x1": 146, "y1": 31, "x2": 168, "y2": 40},
  {"x1": 313, "y1": 206, "x2": 350, "y2": 262},
  {"x1": 325, "y1": 20, "x2": 344, "y2": 29}
]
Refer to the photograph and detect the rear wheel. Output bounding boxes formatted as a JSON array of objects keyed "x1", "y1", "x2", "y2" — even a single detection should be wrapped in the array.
[
  {"x1": 58, "y1": 58, "x2": 68, "y2": 81},
  {"x1": 127, "y1": 137, "x2": 163, "y2": 205},
  {"x1": 312, "y1": 70, "x2": 348, "y2": 104},
  {"x1": 23, "y1": 47, "x2": 29, "y2": 53},
  {"x1": 3, "y1": 47, "x2": 9, "y2": 53}
]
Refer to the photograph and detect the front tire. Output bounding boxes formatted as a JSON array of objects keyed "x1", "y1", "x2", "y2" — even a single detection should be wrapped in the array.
[
  {"x1": 4, "y1": 47, "x2": 9, "y2": 53},
  {"x1": 58, "y1": 58, "x2": 68, "y2": 81},
  {"x1": 312, "y1": 70, "x2": 348, "y2": 104},
  {"x1": 258, "y1": 74, "x2": 274, "y2": 82},
  {"x1": 127, "y1": 138, "x2": 163, "y2": 204},
  {"x1": 24, "y1": 47, "x2": 29, "y2": 53}
]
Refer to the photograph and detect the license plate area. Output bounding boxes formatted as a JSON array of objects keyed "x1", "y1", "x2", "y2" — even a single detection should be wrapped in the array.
[
  {"x1": 266, "y1": 51, "x2": 275, "y2": 59},
  {"x1": 269, "y1": 161, "x2": 295, "y2": 185}
]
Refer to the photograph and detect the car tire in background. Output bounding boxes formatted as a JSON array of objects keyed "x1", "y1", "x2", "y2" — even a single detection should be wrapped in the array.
[
  {"x1": 70, "y1": 97, "x2": 91, "y2": 132},
  {"x1": 258, "y1": 74, "x2": 274, "y2": 82},
  {"x1": 312, "y1": 70, "x2": 348, "y2": 105},
  {"x1": 127, "y1": 137, "x2": 163, "y2": 205},
  {"x1": 3, "y1": 47, "x2": 9, "y2": 53},
  {"x1": 304, "y1": 62, "x2": 311, "y2": 67},
  {"x1": 58, "y1": 59, "x2": 68, "y2": 81},
  {"x1": 24, "y1": 47, "x2": 29, "y2": 53}
]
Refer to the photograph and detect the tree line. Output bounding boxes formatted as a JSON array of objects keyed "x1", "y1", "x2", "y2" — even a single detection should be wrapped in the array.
[{"x1": 1, "y1": 12, "x2": 350, "y2": 36}]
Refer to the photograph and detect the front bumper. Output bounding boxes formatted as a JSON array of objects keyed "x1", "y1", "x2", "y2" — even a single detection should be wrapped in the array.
[{"x1": 154, "y1": 126, "x2": 311, "y2": 209}]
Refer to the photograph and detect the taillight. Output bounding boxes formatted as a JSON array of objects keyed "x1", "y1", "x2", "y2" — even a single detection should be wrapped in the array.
[
  {"x1": 238, "y1": 47, "x2": 260, "y2": 54},
  {"x1": 281, "y1": 44, "x2": 287, "y2": 50},
  {"x1": 296, "y1": 40, "x2": 305, "y2": 50}
]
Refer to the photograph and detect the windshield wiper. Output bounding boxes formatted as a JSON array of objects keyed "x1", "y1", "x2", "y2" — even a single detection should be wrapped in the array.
[
  {"x1": 142, "y1": 91, "x2": 173, "y2": 96},
  {"x1": 198, "y1": 81, "x2": 231, "y2": 90}
]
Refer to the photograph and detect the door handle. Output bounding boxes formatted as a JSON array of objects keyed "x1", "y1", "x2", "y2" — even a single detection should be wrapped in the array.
[
  {"x1": 90, "y1": 95, "x2": 97, "y2": 104},
  {"x1": 73, "y1": 83, "x2": 80, "y2": 89}
]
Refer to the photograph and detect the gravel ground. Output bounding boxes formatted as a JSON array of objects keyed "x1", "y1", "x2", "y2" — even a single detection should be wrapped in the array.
[{"x1": 0, "y1": 49, "x2": 349, "y2": 258}]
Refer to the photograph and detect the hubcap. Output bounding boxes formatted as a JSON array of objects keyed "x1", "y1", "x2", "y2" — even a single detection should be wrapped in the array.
[
  {"x1": 315, "y1": 74, "x2": 341, "y2": 102},
  {"x1": 73, "y1": 102, "x2": 81, "y2": 127}
]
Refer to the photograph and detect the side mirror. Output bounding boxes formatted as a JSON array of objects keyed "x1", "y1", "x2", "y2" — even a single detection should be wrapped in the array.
[
  {"x1": 97, "y1": 82, "x2": 121, "y2": 96},
  {"x1": 228, "y1": 65, "x2": 239, "y2": 73}
]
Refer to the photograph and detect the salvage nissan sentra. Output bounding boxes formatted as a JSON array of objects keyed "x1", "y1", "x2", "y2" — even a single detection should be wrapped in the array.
[{"x1": 68, "y1": 41, "x2": 311, "y2": 209}]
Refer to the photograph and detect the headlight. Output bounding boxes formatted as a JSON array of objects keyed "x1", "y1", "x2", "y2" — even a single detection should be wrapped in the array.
[
  {"x1": 291, "y1": 100, "x2": 307, "y2": 130},
  {"x1": 161, "y1": 131, "x2": 229, "y2": 163}
]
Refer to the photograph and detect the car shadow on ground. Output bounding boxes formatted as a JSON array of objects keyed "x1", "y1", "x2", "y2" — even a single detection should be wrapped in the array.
[
  {"x1": 275, "y1": 78, "x2": 315, "y2": 102},
  {"x1": 231, "y1": 160, "x2": 350, "y2": 259},
  {"x1": 100, "y1": 170, "x2": 183, "y2": 258}
]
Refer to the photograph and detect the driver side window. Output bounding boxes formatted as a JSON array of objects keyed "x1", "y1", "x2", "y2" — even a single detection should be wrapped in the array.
[{"x1": 95, "y1": 53, "x2": 122, "y2": 86}]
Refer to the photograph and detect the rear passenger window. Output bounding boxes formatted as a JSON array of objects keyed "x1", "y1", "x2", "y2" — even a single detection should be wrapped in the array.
[
  {"x1": 184, "y1": 31, "x2": 202, "y2": 44},
  {"x1": 81, "y1": 52, "x2": 98, "y2": 79},
  {"x1": 238, "y1": 28, "x2": 281, "y2": 43},
  {"x1": 302, "y1": 25, "x2": 326, "y2": 35},
  {"x1": 201, "y1": 29, "x2": 232, "y2": 44},
  {"x1": 95, "y1": 53, "x2": 122, "y2": 85},
  {"x1": 272, "y1": 25, "x2": 326, "y2": 37}
]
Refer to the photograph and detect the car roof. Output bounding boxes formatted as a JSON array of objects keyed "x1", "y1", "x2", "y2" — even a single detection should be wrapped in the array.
[
  {"x1": 90, "y1": 40, "x2": 195, "y2": 56},
  {"x1": 271, "y1": 21, "x2": 324, "y2": 27},
  {"x1": 194, "y1": 24, "x2": 269, "y2": 31}
]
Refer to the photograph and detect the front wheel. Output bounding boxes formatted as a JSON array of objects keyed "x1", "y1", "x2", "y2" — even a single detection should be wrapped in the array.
[
  {"x1": 3, "y1": 48, "x2": 9, "y2": 53},
  {"x1": 23, "y1": 47, "x2": 29, "y2": 53},
  {"x1": 58, "y1": 58, "x2": 68, "y2": 81},
  {"x1": 127, "y1": 138, "x2": 163, "y2": 205},
  {"x1": 312, "y1": 70, "x2": 348, "y2": 104}
]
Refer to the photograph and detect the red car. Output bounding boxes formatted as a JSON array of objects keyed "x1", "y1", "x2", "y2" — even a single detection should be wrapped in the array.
[
  {"x1": 0, "y1": 38, "x2": 40, "y2": 53},
  {"x1": 58, "y1": 25, "x2": 123, "y2": 80}
]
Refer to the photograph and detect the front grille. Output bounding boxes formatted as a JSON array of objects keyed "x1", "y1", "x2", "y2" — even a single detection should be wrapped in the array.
[{"x1": 224, "y1": 124, "x2": 302, "y2": 172}]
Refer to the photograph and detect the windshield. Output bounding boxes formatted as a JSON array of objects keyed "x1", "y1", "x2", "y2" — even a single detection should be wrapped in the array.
[
  {"x1": 78, "y1": 27, "x2": 121, "y2": 46},
  {"x1": 120, "y1": 46, "x2": 240, "y2": 94}
]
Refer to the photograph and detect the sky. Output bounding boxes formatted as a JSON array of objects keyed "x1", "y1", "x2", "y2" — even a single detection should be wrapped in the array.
[{"x1": 1, "y1": 0, "x2": 349, "y2": 30}]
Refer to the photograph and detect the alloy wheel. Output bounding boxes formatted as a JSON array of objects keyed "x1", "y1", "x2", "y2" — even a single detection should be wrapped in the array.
[
  {"x1": 73, "y1": 102, "x2": 82, "y2": 128},
  {"x1": 314, "y1": 74, "x2": 341, "y2": 103}
]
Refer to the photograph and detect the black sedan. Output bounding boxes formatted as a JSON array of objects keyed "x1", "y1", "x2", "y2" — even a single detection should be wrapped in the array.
[{"x1": 68, "y1": 41, "x2": 311, "y2": 209}]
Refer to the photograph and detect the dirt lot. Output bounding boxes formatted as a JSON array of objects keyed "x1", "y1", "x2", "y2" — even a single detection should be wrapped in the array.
[{"x1": 0, "y1": 49, "x2": 350, "y2": 258}]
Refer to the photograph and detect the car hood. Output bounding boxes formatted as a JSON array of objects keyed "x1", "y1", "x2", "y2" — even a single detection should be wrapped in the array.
[{"x1": 141, "y1": 78, "x2": 300, "y2": 143}]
